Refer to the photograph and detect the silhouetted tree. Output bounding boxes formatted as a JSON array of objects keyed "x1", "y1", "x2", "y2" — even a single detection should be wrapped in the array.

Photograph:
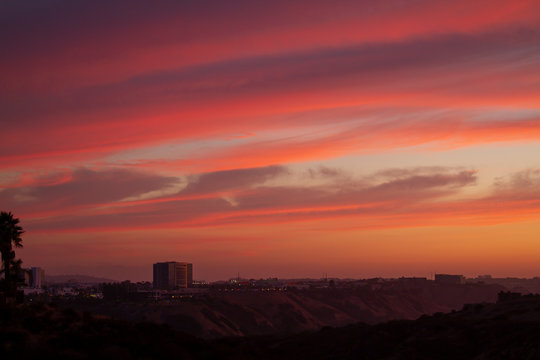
[{"x1": 0, "y1": 212, "x2": 24, "y2": 297}]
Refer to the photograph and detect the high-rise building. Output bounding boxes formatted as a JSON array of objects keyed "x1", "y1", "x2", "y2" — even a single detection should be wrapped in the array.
[
  {"x1": 153, "y1": 262, "x2": 193, "y2": 289},
  {"x1": 25, "y1": 267, "x2": 45, "y2": 288}
]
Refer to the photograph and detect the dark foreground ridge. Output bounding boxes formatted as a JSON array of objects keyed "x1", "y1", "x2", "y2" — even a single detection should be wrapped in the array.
[{"x1": 4, "y1": 293, "x2": 540, "y2": 359}]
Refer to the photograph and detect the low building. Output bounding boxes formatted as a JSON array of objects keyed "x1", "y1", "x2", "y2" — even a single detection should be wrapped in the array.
[
  {"x1": 435, "y1": 274, "x2": 465, "y2": 285},
  {"x1": 398, "y1": 277, "x2": 429, "y2": 287}
]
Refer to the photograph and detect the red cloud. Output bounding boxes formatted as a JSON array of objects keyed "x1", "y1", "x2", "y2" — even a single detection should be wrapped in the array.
[{"x1": 2, "y1": 5, "x2": 540, "y2": 173}]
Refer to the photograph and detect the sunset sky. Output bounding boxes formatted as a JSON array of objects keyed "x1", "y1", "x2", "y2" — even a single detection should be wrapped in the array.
[{"x1": 2, "y1": 0, "x2": 540, "y2": 281}]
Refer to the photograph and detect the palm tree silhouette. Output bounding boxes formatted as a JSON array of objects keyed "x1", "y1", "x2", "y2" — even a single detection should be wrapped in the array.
[{"x1": 0, "y1": 212, "x2": 24, "y2": 297}]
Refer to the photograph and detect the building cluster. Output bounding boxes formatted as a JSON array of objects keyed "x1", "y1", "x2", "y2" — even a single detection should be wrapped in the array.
[
  {"x1": 150, "y1": 262, "x2": 472, "y2": 292},
  {"x1": 17, "y1": 261, "x2": 480, "y2": 303}
]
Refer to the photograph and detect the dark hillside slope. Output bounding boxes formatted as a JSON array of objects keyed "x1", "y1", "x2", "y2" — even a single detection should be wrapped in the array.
[
  {"x1": 225, "y1": 294, "x2": 540, "y2": 360},
  {"x1": 4, "y1": 295, "x2": 540, "y2": 359},
  {"x1": 0, "y1": 303, "x2": 216, "y2": 359},
  {"x1": 65, "y1": 283, "x2": 504, "y2": 338}
]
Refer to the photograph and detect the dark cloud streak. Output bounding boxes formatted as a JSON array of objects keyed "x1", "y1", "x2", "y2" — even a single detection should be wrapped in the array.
[
  {"x1": 0, "y1": 168, "x2": 180, "y2": 213},
  {"x1": 20, "y1": 166, "x2": 478, "y2": 231}
]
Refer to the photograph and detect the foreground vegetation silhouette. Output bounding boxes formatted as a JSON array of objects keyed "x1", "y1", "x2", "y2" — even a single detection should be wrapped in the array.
[
  {"x1": 3, "y1": 295, "x2": 540, "y2": 359},
  {"x1": 0, "y1": 211, "x2": 24, "y2": 302}
]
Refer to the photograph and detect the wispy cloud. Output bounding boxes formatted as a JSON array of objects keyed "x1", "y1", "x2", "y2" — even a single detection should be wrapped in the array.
[
  {"x1": 15, "y1": 165, "x2": 480, "y2": 232},
  {"x1": 18, "y1": 166, "x2": 540, "y2": 234},
  {"x1": 0, "y1": 168, "x2": 181, "y2": 215}
]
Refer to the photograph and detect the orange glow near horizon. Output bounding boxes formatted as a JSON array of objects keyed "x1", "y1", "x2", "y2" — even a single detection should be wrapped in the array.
[{"x1": 2, "y1": 0, "x2": 540, "y2": 281}]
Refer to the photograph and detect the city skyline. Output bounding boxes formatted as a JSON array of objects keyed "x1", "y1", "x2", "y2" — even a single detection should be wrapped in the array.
[{"x1": 2, "y1": 1, "x2": 540, "y2": 281}]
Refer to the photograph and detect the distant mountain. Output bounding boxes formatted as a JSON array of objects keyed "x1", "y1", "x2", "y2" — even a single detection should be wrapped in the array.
[{"x1": 46, "y1": 274, "x2": 117, "y2": 284}]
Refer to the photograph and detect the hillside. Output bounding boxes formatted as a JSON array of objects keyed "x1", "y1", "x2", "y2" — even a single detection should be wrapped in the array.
[
  {"x1": 221, "y1": 294, "x2": 540, "y2": 360},
  {"x1": 4, "y1": 294, "x2": 540, "y2": 359},
  {"x1": 63, "y1": 283, "x2": 503, "y2": 338}
]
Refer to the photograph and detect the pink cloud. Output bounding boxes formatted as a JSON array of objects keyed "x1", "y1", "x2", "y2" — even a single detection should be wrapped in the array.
[{"x1": 2, "y1": 11, "x2": 540, "y2": 173}]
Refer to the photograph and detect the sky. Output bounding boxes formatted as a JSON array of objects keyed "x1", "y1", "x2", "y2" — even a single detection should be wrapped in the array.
[{"x1": 2, "y1": 0, "x2": 540, "y2": 281}]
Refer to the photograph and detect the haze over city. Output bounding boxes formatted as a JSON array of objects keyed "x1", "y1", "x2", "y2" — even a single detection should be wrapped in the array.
[{"x1": 2, "y1": 0, "x2": 540, "y2": 282}]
